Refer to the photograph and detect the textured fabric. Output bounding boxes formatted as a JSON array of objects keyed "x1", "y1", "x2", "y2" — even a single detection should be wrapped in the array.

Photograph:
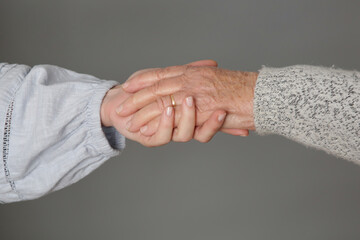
[
  {"x1": 102, "y1": 126, "x2": 126, "y2": 149},
  {"x1": 254, "y1": 65, "x2": 359, "y2": 164},
  {"x1": 0, "y1": 63, "x2": 125, "y2": 203}
]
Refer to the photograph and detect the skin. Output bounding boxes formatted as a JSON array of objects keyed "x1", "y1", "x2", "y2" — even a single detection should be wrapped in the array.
[
  {"x1": 100, "y1": 79, "x2": 232, "y2": 146},
  {"x1": 116, "y1": 61, "x2": 258, "y2": 136},
  {"x1": 100, "y1": 60, "x2": 250, "y2": 147}
]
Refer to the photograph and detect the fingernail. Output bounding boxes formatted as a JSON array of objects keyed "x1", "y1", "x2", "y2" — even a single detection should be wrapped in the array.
[
  {"x1": 116, "y1": 105, "x2": 123, "y2": 114},
  {"x1": 126, "y1": 121, "x2": 132, "y2": 130},
  {"x1": 122, "y1": 82, "x2": 129, "y2": 89},
  {"x1": 140, "y1": 125, "x2": 148, "y2": 134},
  {"x1": 186, "y1": 96, "x2": 193, "y2": 107},
  {"x1": 166, "y1": 106, "x2": 173, "y2": 116},
  {"x1": 218, "y1": 113, "x2": 226, "y2": 122}
]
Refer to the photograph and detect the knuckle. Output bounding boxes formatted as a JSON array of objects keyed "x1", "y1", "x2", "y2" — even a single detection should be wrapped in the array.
[
  {"x1": 155, "y1": 67, "x2": 170, "y2": 80},
  {"x1": 191, "y1": 66, "x2": 211, "y2": 77},
  {"x1": 154, "y1": 68, "x2": 164, "y2": 80},
  {"x1": 202, "y1": 67, "x2": 216, "y2": 78},
  {"x1": 150, "y1": 81, "x2": 161, "y2": 95},
  {"x1": 130, "y1": 95, "x2": 140, "y2": 107},
  {"x1": 183, "y1": 67, "x2": 216, "y2": 89},
  {"x1": 183, "y1": 65, "x2": 191, "y2": 75},
  {"x1": 180, "y1": 74, "x2": 189, "y2": 86},
  {"x1": 156, "y1": 96, "x2": 168, "y2": 112},
  {"x1": 184, "y1": 64, "x2": 193, "y2": 72}
]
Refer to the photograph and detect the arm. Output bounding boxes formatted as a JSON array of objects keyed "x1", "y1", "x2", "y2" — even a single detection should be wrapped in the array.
[
  {"x1": 0, "y1": 63, "x2": 124, "y2": 203},
  {"x1": 0, "y1": 62, "x2": 226, "y2": 203},
  {"x1": 254, "y1": 65, "x2": 359, "y2": 163},
  {"x1": 119, "y1": 63, "x2": 359, "y2": 163}
]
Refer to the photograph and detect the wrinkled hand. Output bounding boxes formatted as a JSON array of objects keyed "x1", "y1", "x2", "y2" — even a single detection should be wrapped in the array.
[{"x1": 116, "y1": 61, "x2": 258, "y2": 136}]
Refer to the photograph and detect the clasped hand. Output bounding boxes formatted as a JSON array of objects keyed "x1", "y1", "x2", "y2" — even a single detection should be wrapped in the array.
[{"x1": 101, "y1": 60, "x2": 258, "y2": 147}]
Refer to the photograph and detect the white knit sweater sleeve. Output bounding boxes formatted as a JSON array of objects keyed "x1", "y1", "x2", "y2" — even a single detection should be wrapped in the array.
[{"x1": 254, "y1": 65, "x2": 359, "y2": 163}]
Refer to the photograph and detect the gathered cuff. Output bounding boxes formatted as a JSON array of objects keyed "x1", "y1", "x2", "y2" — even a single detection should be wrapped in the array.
[{"x1": 85, "y1": 80, "x2": 126, "y2": 156}]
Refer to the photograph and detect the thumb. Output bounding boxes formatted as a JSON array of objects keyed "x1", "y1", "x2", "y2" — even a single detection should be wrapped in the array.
[{"x1": 186, "y1": 59, "x2": 218, "y2": 67}]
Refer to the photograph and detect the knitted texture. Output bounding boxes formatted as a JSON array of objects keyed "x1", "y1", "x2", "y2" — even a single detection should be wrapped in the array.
[{"x1": 254, "y1": 65, "x2": 359, "y2": 164}]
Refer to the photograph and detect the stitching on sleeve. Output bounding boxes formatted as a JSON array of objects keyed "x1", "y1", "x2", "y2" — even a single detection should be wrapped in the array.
[
  {"x1": 0, "y1": 64, "x2": 17, "y2": 80},
  {"x1": 2, "y1": 100, "x2": 23, "y2": 200}
]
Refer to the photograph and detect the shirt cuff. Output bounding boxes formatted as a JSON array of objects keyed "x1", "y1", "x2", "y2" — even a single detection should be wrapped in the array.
[
  {"x1": 85, "y1": 80, "x2": 126, "y2": 155},
  {"x1": 102, "y1": 126, "x2": 126, "y2": 150}
]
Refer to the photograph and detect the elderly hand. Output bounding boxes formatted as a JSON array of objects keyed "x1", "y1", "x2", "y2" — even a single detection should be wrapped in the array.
[{"x1": 116, "y1": 61, "x2": 258, "y2": 137}]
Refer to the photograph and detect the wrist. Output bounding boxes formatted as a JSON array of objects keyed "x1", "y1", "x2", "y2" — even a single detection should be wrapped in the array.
[
  {"x1": 247, "y1": 72, "x2": 258, "y2": 130},
  {"x1": 101, "y1": 85, "x2": 121, "y2": 127},
  {"x1": 232, "y1": 71, "x2": 257, "y2": 130},
  {"x1": 100, "y1": 94, "x2": 112, "y2": 127},
  {"x1": 101, "y1": 85, "x2": 131, "y2": 128}
]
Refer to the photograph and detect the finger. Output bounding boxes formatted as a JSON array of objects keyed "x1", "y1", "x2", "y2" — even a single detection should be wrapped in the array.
[
  {"x1": 139, "y1": 116, "x2": 160, "y2": 136},
  {"x1": 136, "y1": 103, "x2": 193, "y2": 137},
  {"x1": 140, "y1": 109, "x2": 217, "y2": 137},
  {"x1": 141, "y1": 106, "x2": 174, "y2": 147},
  {"x1": 194, "y1": 110, "x2": 226, "y2": 143},
  {"x1": 125, "y1": 93, "x2": 185, "y2": 132},
  {"x1": 172, "y1": 96, "x2": 195, "y2": 142},
  {"x1": 126, "y1": 102, "x2": 162, "y2": 132},
  {"x1": 122, "y1": 65, "x2": 186, "y2": 93},
  {"x1": 116, "y1": 76, "x2": 183, "y2": 117},
  {"x1": 125, "y1": 68, "x2": 159, "y2": 82},
  {"x1": 122, "y1": 60, "x2": 217, "y2": 93},
  {"x1": 140, "y1": 112, "x2": 251, "y2": 138},
  {"x1": 221, "y1": 113, "x2": 256, "y2": 130},
  {"x1": 221, "y1": 128, "x2": 249, "y2": 136}
]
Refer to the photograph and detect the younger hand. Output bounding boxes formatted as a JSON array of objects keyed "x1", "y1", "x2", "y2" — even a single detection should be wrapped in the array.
[{"x1": 101, "y1": 85, "x2": 229, "y2": 146}]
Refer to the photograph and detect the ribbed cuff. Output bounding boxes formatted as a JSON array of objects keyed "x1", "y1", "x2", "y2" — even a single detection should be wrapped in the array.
[{"x1": 254, "y1": 66, "x2": 295, "y2": 137}]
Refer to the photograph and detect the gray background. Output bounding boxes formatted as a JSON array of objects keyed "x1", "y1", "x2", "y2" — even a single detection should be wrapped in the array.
[{"x1": 1, "y1": 0, "x2": 359, "y2": 239}]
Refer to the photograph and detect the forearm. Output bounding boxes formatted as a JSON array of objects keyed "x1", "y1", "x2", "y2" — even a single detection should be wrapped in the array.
[
  {"x1": 254, "y1": 65, "x2": 360, "y2": 163},
  {"x1": 0, "y1": 63, "x2": 124, "y2": 203}
]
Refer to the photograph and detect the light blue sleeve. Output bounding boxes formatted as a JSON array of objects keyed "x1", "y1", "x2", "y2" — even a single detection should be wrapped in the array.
[{"x1": 0, "y1": 63, "x2": 125, "y2": 203}]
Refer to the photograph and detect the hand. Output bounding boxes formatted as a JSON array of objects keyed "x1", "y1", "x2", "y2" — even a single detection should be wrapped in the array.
[
  {"x1": 101, "y1": 85, "x2": 230, "y2": 146},
  {"x1": 116, "y1": 61, "x2": 258, "y2": 135}
]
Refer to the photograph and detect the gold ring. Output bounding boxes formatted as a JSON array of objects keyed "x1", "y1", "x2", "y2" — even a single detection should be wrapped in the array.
[{"x1": 170, "y1": 95, "x2": 176, "y2": 107}]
